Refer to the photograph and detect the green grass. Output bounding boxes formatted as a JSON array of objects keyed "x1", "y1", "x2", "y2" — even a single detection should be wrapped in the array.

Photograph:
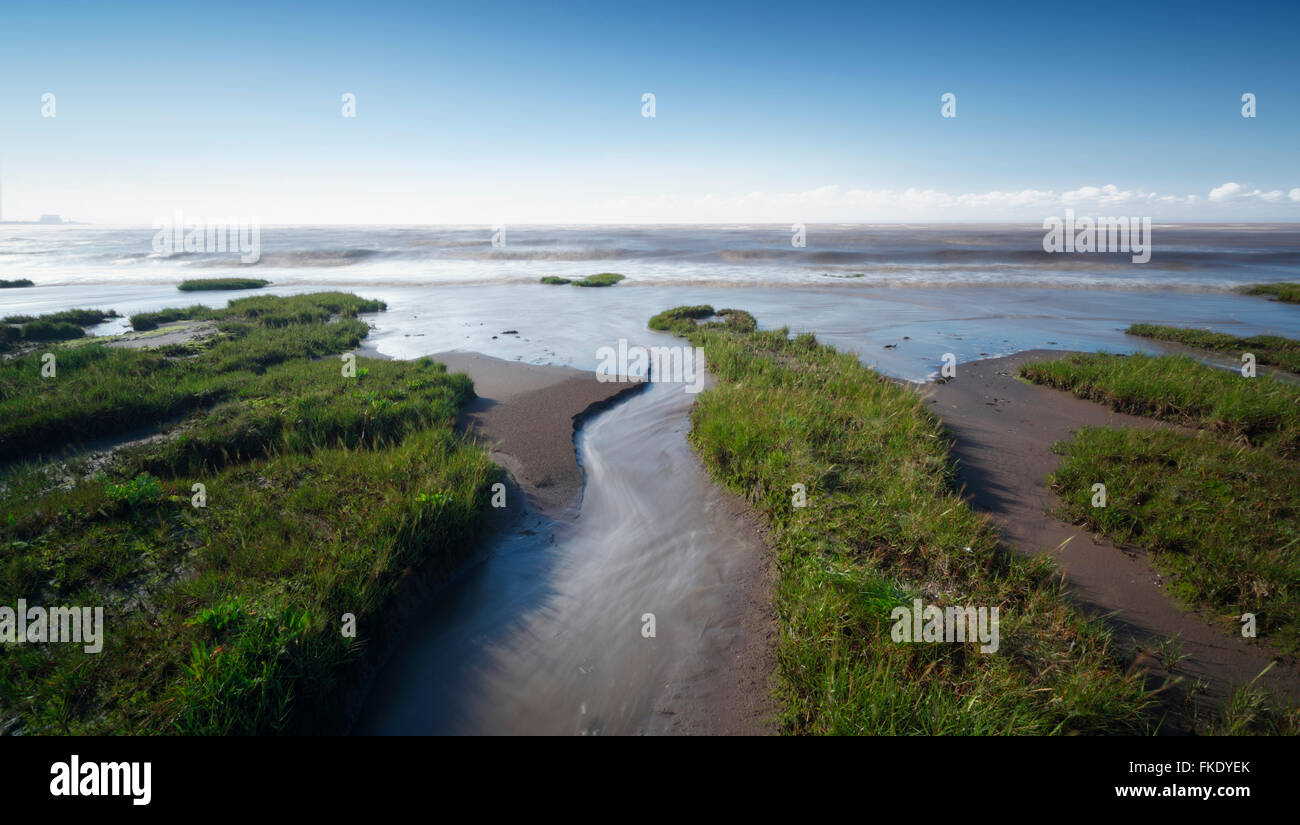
[
  {"x1": 1050, "y1": 426, "x2": 1299, "y2": 651},
  {"x1": 0, "y1": 309, "x2": 120, "y2": 353},
  {"x1": 1240, "y1": 282, "x2": 1300, "y2": 304},
  {"x1": 1127, "y1": 323, "x2": 1300, "y2": 373},
  {"x1": 0, "y1": 292, "x2": 498, "y2": 734},
  {"x1": 1, "y1": 293, "x2": 387, "y2": 462},
  {"x1": 540, "y1": 272, "x2": 625, "y2": 287},
  {"x1": 177, "y1": 278, "x2": 271, "y2": 292},
  {"x1": 3, "y1": 308, "x2": 118, "y2": 326},
  {"x1": 130, "y1": 305, "x2": 210, "y2": 331},
  {"x1": 1020, "y1": 352, "x2": 1300, "y2": 456},
  {"x1": 18, "y1": 320, "x2": 86, "y2": 342},
  {"x1": 658, "y1": 306, "x2": 1155, "y2": 734},
  {"x1": 573, "y1": 272, "x2": 624, "y2": 287},
  {"x1": 1200, "y1": 679, "x2": 1300, "y2": 734},
  {"x1": 648, "y1": 305, "x2": 756, "y2": 333},
  {"x1": 0, "y1": 279, "x2": 34, "y2": 288}
]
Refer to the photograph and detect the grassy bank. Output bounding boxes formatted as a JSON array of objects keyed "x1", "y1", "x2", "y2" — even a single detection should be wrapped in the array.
[
  {"x1": 0, "y1": 293, "x2": 499, "y2": 734},
  {"x1": 1020, "y1": 352, "x2": 1299, "y2": 456},
  {"x1": 2, "y1": 294, "x2": 387, "y2": 460},
  {"x1": 1126, "y1": 323, "x2": 1300, "y2": 373},
  {"x1": 653, "y1": 306, "x2": 1154, "y2": 734},
  {"x1": 1241, "y1": 282, "x2": 1300, "y2": 304},
  {"x1": 177, "y1": 278, "x2": 271, "y2": 292}
]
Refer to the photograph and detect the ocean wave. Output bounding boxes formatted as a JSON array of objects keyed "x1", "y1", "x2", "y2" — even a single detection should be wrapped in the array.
[
  {"x1": 192, "y1": 248, "x2": 385, "y2": 267},
  {"x1": 723, "y1": 247, "x2": 1300, "y2": 270},
  {"x1": 460, "y1": 248, "x2": 648, "y2": 261}
]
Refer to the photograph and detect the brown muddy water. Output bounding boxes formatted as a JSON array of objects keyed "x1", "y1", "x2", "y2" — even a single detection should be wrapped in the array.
[{"x1": 352, "y1": 378, "x2": 766, "y2": 735}]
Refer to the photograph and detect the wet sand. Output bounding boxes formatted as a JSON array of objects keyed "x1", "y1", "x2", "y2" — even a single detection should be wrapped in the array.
[
  {"x1": 430, "y1": 351, "x2": 648, "y2": 517},
  {"x1": 925, "y1": 350, "x2": 1300, "y2": 711}
]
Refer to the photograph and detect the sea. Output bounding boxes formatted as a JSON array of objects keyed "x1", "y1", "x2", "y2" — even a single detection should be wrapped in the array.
[{"x1": 3, "y1": 223, "x2": 1300, "y2": 382}]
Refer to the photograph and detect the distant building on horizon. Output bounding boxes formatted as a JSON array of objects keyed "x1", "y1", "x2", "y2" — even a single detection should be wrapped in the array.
[{"x1": 0, "y1": 171, "x2": 78, "y2": 224}]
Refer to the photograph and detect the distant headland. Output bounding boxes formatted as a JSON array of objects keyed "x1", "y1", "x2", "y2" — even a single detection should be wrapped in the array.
[{"x1": 0, "y1": 214, "x2": 86, "y2": 225}]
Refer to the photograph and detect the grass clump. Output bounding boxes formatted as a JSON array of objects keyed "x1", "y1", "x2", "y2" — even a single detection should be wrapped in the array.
[
  {"x1": 3, "y1": 308, "x2": 118, "y2": 326},
  {"x1": 0, "y1": 279, "x2": 35, "y2": 288},
  {"x1": 1240, "y1": 282, "x2": 1300, "y2": 304},
  {"x1": 648, "y1": 305, "x2": 756, "y2": 336},
  {"x1": 657, "y1": 306, "x2": 1155, "y2": 734},
  {"x1": 1050, "y1": 426, "x2": 1299, "y2": 651},
  {"x1": 0, "y1": 293, "x2": 497, "y2": 735},
  {"x1": 1127, "y1": 323, "x2": 1300, "y2": 373},
  {"x1": 573, "y1": 272, "x2": 624, "y2": 287},
  {"x1": 103, "y1": 472, "x2": 165, "y2": 507},
  {"x1": 1020, "y1": 352, "x2": 1300, "y2": 456},
  {"x1": 648, "y1": 305, "x2": 720, "y2": 333},
  {"x1": 541, "y1": 273, "x2": 625, "y2": 287},
  {"x1": 130, "y1": 306, "x2": 212, "y2": 331},
  {"x1": 177, "y1": 278, "x2": 270, "y2": 292},
  {"x1": 0, "y1": 308, "x2": 120, "y2": 353},
  {"x1": 18, "y1": 320, "x2": 86, "y2": 342},
  {"x1": 1199, "y1": 679, "x2": 1300, "y2": 734}
]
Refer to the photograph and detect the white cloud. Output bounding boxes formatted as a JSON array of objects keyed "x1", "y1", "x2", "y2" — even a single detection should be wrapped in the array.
[
  {"x1": 1208, "y1": 182, "x2": 1243, "y2": 202},
  {"x1": 591, "y1": 182, "x2": 1296, "y2": 222}
]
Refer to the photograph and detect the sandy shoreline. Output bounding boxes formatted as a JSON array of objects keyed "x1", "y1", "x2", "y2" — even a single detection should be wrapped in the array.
[{"x1": 926, "y1": 350, "x2": 1300, "y2": 713}]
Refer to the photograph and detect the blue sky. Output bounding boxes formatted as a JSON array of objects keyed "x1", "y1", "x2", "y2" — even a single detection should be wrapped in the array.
[{"x1": 0, "y1": 0, "x2": 1296, "y2": 223}]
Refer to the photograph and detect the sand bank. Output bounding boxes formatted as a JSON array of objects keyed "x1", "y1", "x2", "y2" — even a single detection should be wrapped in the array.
[{"x1": 429, "y1": 351, "x2": 649, "y2": 517}]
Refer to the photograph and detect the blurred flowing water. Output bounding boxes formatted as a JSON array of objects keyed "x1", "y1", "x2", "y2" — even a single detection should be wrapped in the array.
[{"x1": 354, "y1": 378, "x2": 760, "y2": 734}]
